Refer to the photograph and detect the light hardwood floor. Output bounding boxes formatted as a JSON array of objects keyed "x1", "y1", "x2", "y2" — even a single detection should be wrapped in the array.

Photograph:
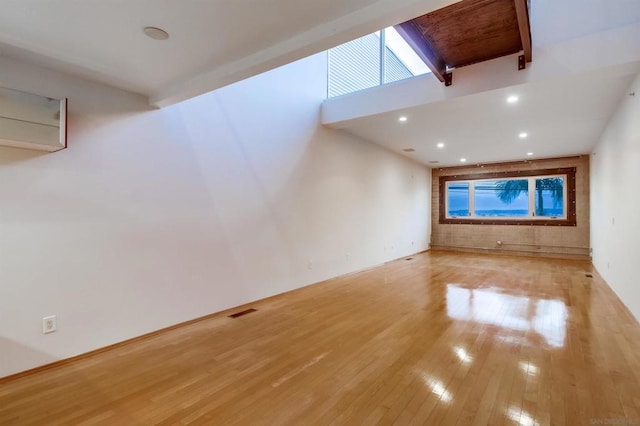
[{"x1": 1, "y1": 251, "x2": 640, "y2": 425}]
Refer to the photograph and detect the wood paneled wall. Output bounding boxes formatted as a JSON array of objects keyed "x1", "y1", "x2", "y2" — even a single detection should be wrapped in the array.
[{"x1": 431, "y1": 156, "x2": 590, "y2": 258}]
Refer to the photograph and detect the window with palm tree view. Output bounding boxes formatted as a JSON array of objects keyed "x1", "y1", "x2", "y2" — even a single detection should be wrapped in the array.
[{"x1": 446, "y1": 175, "x2": 567, "y2": 219}]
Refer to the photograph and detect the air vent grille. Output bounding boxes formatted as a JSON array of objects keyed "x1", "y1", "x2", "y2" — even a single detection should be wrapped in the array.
[{"x1": 228, "y1": 308, "x2": 257, "y2": 318}]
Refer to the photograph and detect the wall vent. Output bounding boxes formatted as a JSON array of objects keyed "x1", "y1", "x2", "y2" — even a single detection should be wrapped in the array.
[{"x1": 228, "y1": 308, "x2": 257, "y2": 318}]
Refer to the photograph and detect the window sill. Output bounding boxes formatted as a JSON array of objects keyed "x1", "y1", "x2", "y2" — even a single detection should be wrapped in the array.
[{"x1": 440, "y1": 217, "x2": 576, "y2": 226}]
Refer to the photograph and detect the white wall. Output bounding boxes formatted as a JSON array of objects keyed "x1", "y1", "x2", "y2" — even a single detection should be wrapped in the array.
[
  {"x1": 0, "y1": 54, "x2": 431, "y2": 377},
  {"x1": 591, "y1": 72, "x2": 640, "y2": 322}
]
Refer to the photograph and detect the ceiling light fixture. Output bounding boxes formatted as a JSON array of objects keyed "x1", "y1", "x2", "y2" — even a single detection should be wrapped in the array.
[
  {"x1": 506, "y1": 95, "x2": 519, "y2": 104},
  {"x1": 519, "y1": 132, "x2": 528, "y2": 139},
  {"x1": 143, "y1": 26, "x2": 170, "y2": 40},
  {"x1": 460, "y1": 158, "x2": 467, "y2": 163},
  {"x1": 437, "y1": 142, "x2": 445, "y2": 148},
  {"x1": 399, "y1": 116, "x2": 408, "y2": 122},
  {"x1": 527, "y1": 152, "x2": 533, "y2": 156}
]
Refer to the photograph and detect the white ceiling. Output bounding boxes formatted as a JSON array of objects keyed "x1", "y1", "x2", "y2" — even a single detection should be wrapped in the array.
[
  {"x1": 0, "y1": 0, "x2": 457, "y2": 106},
  {"x1": 340, "y1": 62, "x2": 640, "y2": 167},
  {"x1": 327, "y1": 0, "x2": 640, "y2": 167},
  {"x1": 1, "y1": 0, "x2": 639, "y2": 168},
  {"x1": 530, "y1": 0, "x2": 640, "y2": 47}
]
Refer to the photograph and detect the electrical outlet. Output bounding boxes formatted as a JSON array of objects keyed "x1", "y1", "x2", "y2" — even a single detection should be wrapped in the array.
[
  {"x1": 307, "y1": 259, "x2": 313, "y2": 270},
  {"x1": 42, "y1": 315, "x2": 57, "y2": 334}
]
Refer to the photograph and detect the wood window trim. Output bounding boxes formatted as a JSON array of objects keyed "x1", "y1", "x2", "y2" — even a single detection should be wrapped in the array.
[{"x1": 438, "y1": 167, "x2": 577, "y2": 226}]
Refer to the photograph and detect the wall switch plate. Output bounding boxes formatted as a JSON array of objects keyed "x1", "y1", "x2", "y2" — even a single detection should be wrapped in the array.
[{"x1": 42, "y1": 315, "x2": 57, "y2": 334}]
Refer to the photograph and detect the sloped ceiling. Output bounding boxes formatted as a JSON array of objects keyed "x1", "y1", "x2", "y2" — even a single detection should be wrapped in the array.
[
  {"x1": 0, "y1": 0, "x2": 459, "y2": 106},
  {"x1": 1, "y1": 0, "x2": 639, "y2": 168}
]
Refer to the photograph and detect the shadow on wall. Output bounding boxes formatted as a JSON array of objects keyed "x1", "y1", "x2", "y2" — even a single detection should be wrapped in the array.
[
  {"x1": 0, "y1": 337, "x2": 140, "y2": 423},
  {"x1": 0, "y1": 337, "x2": 58, "y2": 379},
  {"x1": 0, "y1": 145, "x2": 49, "y2": 165}
]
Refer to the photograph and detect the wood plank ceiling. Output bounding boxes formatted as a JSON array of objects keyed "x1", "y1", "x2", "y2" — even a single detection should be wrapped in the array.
[{"x1": 395, "y1": 0, "x2": 532, "y2": 85}]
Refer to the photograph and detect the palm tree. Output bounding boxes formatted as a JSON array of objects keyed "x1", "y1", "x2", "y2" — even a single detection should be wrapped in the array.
[
  {"x1": 534, "y1": 177, "x2": 563, "y2": 216},
  {"x1": 495, "y1": 178, "x2": 563, "y2": 216}
]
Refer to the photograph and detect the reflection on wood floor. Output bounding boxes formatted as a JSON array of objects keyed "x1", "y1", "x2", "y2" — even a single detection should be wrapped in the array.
[{"x1": 1, "y1": 251, "x2": 640, "y2": 425}]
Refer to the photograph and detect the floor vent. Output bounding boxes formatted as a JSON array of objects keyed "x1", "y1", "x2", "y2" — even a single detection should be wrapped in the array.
[
  {"x1": 585, "y1": 273, "x2": 593, "y2": 278},
  {"x1": 406, "y1": 257, "x2": 413, "y2": 261},
  {"x1": 228, "y1": 308, "x2": 257, "y2": 318}
]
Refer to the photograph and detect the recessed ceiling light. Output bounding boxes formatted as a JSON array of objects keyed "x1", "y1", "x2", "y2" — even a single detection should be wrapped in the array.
[
  {"x1": 519, "y1": 132, "x2": 528, "y2": 139},
  {"x1": 507, "y1": 95, "x2": 519, "y2": 104},
  {"x1": 527, "y1": 152, "x2": 533, "y2": 156},
  {"x1": 460, "y1": 158, "x2": 467, "y2": 163},
  {"x1": 437, "y1": 142, "x2": 445, "y2": 148},
  {"x1": 143, "y1": 26, "x2": 170, "y2": 40},
  {"x1": 399, "y1": 116, "x2": 408, "y2": 122}
]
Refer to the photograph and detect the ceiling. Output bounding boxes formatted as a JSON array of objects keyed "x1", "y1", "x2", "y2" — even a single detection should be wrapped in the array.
[
  {"x1": 1, "y1": 0, "x2": 639, "y2": 168},
  {"x1": 340, "y1": 62, "x2": 640, "y2": 167},
  {"x1": 0, "y1": 0, "x2": 458, "y2": 106},
  {"x1": 329, "y1": 0, "x2": 640, "y2": 167},
  {"x1": 412, "y1": 0, "x2": 526, "y2": 67}
]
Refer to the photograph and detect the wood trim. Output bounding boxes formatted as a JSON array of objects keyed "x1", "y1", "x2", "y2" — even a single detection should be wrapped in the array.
[
  {"x1": 5, "y1": 252, "x2": 640, "y2": 424},
  {"x1": 394, "y1": 21, "x2": 447, "y2": 83},
  {"x1": 430, "y1": 246, "x2": 590, "y2": 260},
  {"x1": 435, "y1": 155, "x2": 583, "y2": 172},
  {"x1": 63, "y1": 98, "x2": 68, "y2": 149},
  {"x1": 591, "y1": 266, "x2": 640, "y2": 327},
  {"x1": 439, "y1": 167, "x2": 576, "y2": 181},
  {"x1": 0, "y1": 248, "x2": 431, "y2": 384},
  {"x1": 514, "y1": 0, "x2": 532, "y2": 62},
  {"x1": 439, "y1": 218, "x2": 576, "y2": 226},
  {"x1": 0, "y1": 302, "x2": 256, "y2": 384},
  {"x1": 438, "y1": 167, "x2": 577, "y2": 226}
]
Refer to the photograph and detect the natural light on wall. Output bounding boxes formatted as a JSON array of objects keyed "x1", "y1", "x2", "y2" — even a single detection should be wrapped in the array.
[{"x1": 327, "y1": 27, "x2": 430, "y2": 98}]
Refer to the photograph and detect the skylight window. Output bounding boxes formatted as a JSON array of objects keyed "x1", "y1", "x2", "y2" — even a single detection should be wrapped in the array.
[
  {"x1": 327, "y1": 27, "x2": 431, "y2": 98},
  {"x1": 382, "y1": 27, "x2": 430, "y2": 76}
]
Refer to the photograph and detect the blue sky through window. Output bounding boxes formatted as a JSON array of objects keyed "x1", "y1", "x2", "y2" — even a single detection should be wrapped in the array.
[
  {"x1": 448, "y1": 182, "x2": 469, "y2": 216},
  {"x1": 474, "y1": 180, "x2": 528, "y2": 217},
  {"x1": 448, "y1": 179, "x2": 564, "y2": 217}
]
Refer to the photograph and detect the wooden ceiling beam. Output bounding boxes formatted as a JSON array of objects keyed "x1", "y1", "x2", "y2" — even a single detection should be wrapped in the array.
[
  {"x1": 394, "y1": 22, "x2": 447, "y2": 83},
  {"x1": 514, "y1": 0, "x2": 532, "y2": 62}
]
